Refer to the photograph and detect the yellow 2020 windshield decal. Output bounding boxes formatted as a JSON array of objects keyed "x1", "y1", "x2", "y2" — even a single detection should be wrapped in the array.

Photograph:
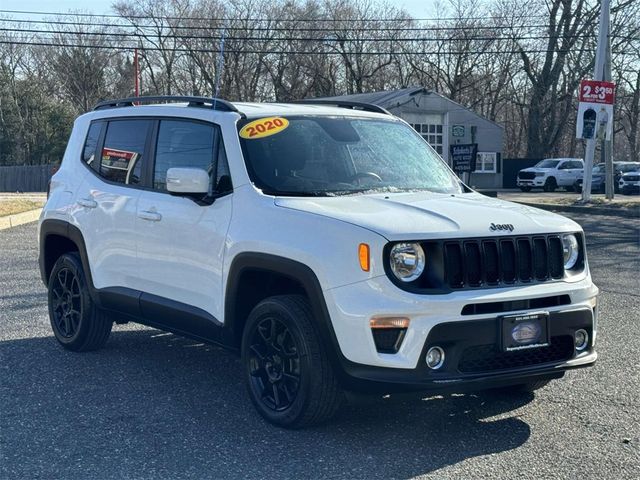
[{"x1": 239, "y1": 117, "x2": 289, "y2": 139}]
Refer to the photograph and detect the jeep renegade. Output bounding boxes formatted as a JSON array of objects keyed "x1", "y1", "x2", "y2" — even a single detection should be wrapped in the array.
[{"x1": 39, "y1": 96, "x2": 598, "y2": 428}]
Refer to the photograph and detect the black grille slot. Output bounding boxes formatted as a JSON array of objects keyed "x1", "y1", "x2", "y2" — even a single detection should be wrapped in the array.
[
  {"x1": 518, "y1": 171, "x2": 536, "y2": 180},
  {"x1": 458, "y1": 336, "x2": 574, "y2": 373},
  {"x1": 533, "y1": 238, "x2": 548, "y2": 280},
  {"x1": 517, "y1": 238, "x2": 532, "y2": 281},
  {"x1": 548, "y1": 236, "x2": 564, "y2": 278},
  {"x1": 372, "y1": 328, "x2": 406, "y2": 354},
  {"x1": 500, "y1": 240, "x2": 517, "y2": 283},
  {"x1": 464, "y1": 242, "x2": 482, "y2": 286},
  {"x1": 483, "y1": 241, "x2": 500, "y2": 285},
  {"x1": 445, "y1": 243, "x2": 464, "y2": 288}
]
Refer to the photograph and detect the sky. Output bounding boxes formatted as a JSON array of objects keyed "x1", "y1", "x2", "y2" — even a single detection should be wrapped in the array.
[{"x1": 0, "y1": 0, "x2": 439, "y2": 19}]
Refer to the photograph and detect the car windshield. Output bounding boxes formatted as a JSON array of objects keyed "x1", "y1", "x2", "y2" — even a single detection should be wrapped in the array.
[
  {"x1": 592, "y1": 165, "x2": 604, "y2": 174},
  {"x1": 618, "y1": 163, "x2": 640, "y2": 173},
  {"x1": 237, "y1": 116, "x2": 463, "y2": 196},
  {"x1": 535, "y1": 159, "x2": 561, "y2": 168}
]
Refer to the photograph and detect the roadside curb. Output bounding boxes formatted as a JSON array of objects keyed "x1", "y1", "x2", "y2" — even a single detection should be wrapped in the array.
[
  {"x1": 513, "y1": 201, "x2": 639, "y2": 218},
  {"x1": 0, "y1": 208, "x2": 43, "y2": 231}
]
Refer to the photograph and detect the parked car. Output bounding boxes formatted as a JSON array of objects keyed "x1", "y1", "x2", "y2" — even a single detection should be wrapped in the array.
[
  {"x1": 575, "y1": 162, "x2": 640, "y2": 193},
  {"x1": 39, "y1": 96, "x2": 598, "y2": 428},
  {"x1": 619, "y1": 169, "x2": 640, "y2": 195},
  {"x1": 517, "y1": 158, "x2": 584, "y2": 192}
]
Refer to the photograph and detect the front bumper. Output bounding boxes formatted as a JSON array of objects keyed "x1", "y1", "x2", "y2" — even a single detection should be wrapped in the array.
[
  {"x1": 324, "y1": 275, "x2": 598, "y2": 393},
  {"x1": 338, "y1": 309, "x2": 596, "y2": 394},
  {"x1": 621, "y1": 183, "x2": 640, "y2": 194},
  {"x1": 517, "y1": 178, "x2": 545, "y2": 187}
]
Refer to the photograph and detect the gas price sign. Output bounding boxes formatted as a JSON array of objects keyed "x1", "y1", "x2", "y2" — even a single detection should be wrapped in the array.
[{"x1": 578, "y1": 80, "x2": 615, "y2": 105}]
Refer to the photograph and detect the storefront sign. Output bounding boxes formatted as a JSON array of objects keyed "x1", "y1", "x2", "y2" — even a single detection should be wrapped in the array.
[{"x1": 450, "y1": 144, "x2": 477, "y2": 172}]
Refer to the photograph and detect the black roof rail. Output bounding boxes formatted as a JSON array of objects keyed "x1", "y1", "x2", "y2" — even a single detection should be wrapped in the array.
[
  {"x1": 93, "y1": 95, "x2": 239, "y2": 113},
  {"x1": 291, "y1": 99, "x2": 391, "y2": 115}
]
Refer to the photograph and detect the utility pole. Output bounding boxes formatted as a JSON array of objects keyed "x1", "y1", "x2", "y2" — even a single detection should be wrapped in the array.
[
  {"x1": 134, "y1": 47, "x2": 140, "y2": 97},
  {"x1": 582, "y1": 0, "x2": 611, "y2": 202},
  {"x1": 603, "y1": 35, "x2": 614, "y2": 199}
]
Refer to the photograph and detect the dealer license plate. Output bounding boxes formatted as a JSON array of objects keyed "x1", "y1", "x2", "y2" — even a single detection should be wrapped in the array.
[{"x1": 500, "y1": 312, "x2": 550, "y2": 352}]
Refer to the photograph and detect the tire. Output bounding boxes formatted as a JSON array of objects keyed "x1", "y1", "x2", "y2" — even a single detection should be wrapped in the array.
[
  {"x1": 241, "y1": 295, "x2": 344, "y2": 428},
  {"x1": 543, "y1": 177, "x2": 557, "y2": 192},
  {"x1": 519, "y1": 187, "x2": 531, "y2": 192},
  {"x1": 48, "y1": 252, "x2": 112, "y2": 352}
]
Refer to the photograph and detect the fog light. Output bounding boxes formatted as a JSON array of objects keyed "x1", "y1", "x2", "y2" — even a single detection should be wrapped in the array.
[
  {"x1": 425, "y1": 346, "x2": 445, "y2": 369},
  {"x1": 574, "y1": 329, "x2": 589, "y2": 351}
]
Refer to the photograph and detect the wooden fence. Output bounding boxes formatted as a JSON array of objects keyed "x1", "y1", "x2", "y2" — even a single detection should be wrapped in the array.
[{"x1": 0, "y1": 165, "x2": 55, "y2": 192}]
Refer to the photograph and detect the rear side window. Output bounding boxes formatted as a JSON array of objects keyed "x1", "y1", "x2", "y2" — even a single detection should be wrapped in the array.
[
  {"x1": 153, "y1": 119, "x2": 232, "y2": 194},
  {"x1": 82, "y1": 122, "x2": 102, "y2": 167},
  {"x1": 100, "y1": 120, "x2": 151, "y2": 185}
]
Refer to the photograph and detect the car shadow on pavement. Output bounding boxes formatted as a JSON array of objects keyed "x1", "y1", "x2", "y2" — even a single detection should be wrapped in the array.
[{"x1": 0, "y1": 329, "x2": 533, "y2": 479}]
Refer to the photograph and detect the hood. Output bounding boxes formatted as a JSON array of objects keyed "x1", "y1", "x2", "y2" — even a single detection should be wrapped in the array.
[
  {"x1": 275, "y1": 192, "x2": 580, "y2": 240},
  {"x1": 520, "y1": 167, "x2": 549, "y2": 173}
]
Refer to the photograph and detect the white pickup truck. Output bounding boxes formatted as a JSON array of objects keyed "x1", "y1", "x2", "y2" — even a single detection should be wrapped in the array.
[{"x1": 517, "y1": 158, "x2": 584, "y2": 192}]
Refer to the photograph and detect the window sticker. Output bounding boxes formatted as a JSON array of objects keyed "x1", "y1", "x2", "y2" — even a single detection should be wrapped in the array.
[
  {"x1": 102, "y1": 148, "x2": 138, "y2": 170},
  {"x1": 239, "y1": 117, "x2": 289, "y2": 140}
]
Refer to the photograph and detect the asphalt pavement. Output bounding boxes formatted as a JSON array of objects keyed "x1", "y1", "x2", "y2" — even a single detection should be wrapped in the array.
[{"x1": 0, "y1": 214, "x2": 639, "y2": 479}]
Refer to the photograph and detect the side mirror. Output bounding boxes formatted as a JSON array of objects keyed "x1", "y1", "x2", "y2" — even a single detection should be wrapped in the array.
[{"x1": 166, "y1": 167, "x2": 209, "y2": 194}]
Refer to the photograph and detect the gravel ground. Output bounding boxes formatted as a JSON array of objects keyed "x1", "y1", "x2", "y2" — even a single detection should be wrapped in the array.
[{"x1": 0, "y1": 214, "x2": 638, "y2": 479}]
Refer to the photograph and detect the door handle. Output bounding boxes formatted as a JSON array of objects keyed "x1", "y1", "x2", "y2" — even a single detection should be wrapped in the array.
[
  {"x1": 77, "y1": 198, "x2": 97, "y2": 209},
  {"x1": 138, "y1": 210, "x2": 162, "y2": 222}
]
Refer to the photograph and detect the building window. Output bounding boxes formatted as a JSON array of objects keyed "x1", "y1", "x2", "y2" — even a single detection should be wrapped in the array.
[
  {"x1": 410, "y1": 123, "x2": 444, "y2": 155},
  {"x1": 475, "y1": 152, "x2": 497, "y2": 173}
]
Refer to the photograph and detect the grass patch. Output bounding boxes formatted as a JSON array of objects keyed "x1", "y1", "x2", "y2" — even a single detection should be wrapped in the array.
[{"x1": 0, "y1": 199, "x2": 44, "y2": 217}]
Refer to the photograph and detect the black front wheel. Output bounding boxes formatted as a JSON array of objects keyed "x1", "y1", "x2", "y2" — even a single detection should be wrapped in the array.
[
  {"x1": 242, "y1": 295, "x2": 344, "y2": 428},
  {"x1": 543, "y1": 177, "x2": 557, "y2": 192},
  {"x1": 48, "y1": 253, "x2": 112, "y2": 351}
]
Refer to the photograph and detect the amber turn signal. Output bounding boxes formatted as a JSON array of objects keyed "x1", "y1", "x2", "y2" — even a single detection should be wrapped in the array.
[
  {"x1": 369, "y1": 316, "x2": 410, "y2": 329},
  {"x1": 358, "y1": 243, "x2": 370, "y2": 271}
]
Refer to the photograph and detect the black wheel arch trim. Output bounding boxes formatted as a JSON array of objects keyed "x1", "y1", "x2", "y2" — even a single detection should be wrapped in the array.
[
  {"x1": 224, "y1": 252, "x2": 351, "y2": 378},
  {"x1": 39, "y1": 219, "x2": 98, "y2": 301}
]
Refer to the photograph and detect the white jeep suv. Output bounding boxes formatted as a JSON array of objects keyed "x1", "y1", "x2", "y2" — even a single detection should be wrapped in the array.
[
  {"x1": 517, "y1": 158, "x2": 584, "y2": 192},
  {"x1": 39, "y1": 96, "x2": 598, "y2": 428}
]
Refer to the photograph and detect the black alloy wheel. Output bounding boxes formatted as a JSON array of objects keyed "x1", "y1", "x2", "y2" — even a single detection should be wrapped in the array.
[
  {"x1": 247, "y1": 316, "x2": 301, "y2": 412},
  {"x1": 242, "y1": 295, "x2": 344, "y2": 428},
  {"x1": 47, "y1": 252, "x2": 112, "y2": 351},
  {"x1": 50, "y1": 267, "x2": 82, "y2": 338}
]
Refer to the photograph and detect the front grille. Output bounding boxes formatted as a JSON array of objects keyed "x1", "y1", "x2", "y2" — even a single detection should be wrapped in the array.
[
  {"x1": 443, "y1": 235, "x2": 565, "y2": 290},
  {"x1": 518, "y1": 171, "x2": 536, "y2": 180},
  {"x1": 458, "y1": 336, "x2": 574, "y2": 373}
]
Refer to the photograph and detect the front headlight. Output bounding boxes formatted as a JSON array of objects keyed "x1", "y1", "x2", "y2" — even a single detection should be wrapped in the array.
[
  {"x1": 389, "y1": 242, "x2": 425, "y2": 282},
  {"x1": 562, "y1": 234, "x2": 579, "y2": 270}
]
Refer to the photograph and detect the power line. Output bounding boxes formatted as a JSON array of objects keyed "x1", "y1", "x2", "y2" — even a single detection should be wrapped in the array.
[
  {"x1": 0, "y1": 26, "x2": 599, "y2": 43},
  {"x1": 0, "y1": 39, "x2": 603, "y2": 56},
  {"x1": 0, "y1": 8, "x2": 550, "y2": 23},
  {"x1": 0, "y1": 17, "x2": 565, "y2": 33}
]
